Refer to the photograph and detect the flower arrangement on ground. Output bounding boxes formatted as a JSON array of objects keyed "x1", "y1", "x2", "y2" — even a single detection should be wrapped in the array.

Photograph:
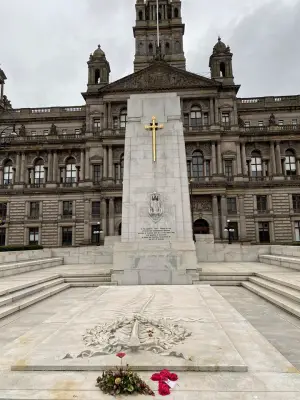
[
  {"x1": 96, "y1": 353, "x2": 155, "y2": 397},
  {"x1": 151, "y1": 369, "x2": 178, "y2": 396}
]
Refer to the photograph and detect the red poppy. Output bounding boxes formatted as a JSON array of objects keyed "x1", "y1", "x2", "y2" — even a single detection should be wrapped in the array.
[
  {"x1": 158, "y1": 381, "x2": 170, "y2": 396},
  {"x1": 151, "y1": 373, "x2": 162, "y2": 381},
  {"x1": 169, "y1": 372, "x2": 178, "y2": 381},
  {"x1": 116, "y1": 352, "x2": 126, "y2": 359}
]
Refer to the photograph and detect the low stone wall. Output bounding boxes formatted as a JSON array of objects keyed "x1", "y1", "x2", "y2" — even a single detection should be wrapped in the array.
[
  {"x1": 50, "y1": 246, "x2": 113, "y2": 265},
  {"x1": 0, "y1": 248, "x2": 52, "y2": 263},
  {"x1": 270, "y1": 245, "x2": 300, "y2": 257},
  {"x1": 195, "y1": 242, "x2": 270, "y2": 262}
]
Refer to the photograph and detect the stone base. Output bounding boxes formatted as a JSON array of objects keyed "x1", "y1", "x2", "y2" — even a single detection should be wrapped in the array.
[{"x1": 112, "y1": 240, "x2": 200, "y2": 285}]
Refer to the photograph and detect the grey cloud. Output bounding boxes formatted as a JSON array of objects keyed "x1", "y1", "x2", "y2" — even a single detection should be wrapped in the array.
[{"x1": 0, "y1": 0, "x2": 299, "y2": 107}]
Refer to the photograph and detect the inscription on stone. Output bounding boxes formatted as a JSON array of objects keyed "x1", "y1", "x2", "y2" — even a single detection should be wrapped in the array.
[{"x1": 138, "y1": 227, "x2": 175, "y2": 241}]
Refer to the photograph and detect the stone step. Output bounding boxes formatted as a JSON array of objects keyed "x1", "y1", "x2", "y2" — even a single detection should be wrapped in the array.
[
  {"x1": 0, "y1": 257, "x2": 63, "y2": 278},
  {"x1": 259, "y1": 254, "x2": 300, "y2": 270},
  {"x1": 255, "y1": 272, "x2": 300, "y2": 292},
  {"x1": 199, "y1": 275, "x2": 249, "y2": 281},
  {"x1": 0, "y1": 274, "x2": 61, "y2": 297},
  {"x1": 193, "y1": 280, "x2": 241, "y2": 286},
  {"x1": 70, "y1": 282, "x2": 118, "y2": 287},
  {"x1": 249, "y1": 277, "x2": 300, "y2": 304},
  {"x1": 64, "y1": 277, "x2": 111, "y2": 283},
  {"x1": 61, "y1": 272, "x2": 111, "y2": 278},
  {"x1": 0, "y1": 283, "x2": 69, "y2": 320},
  {"x1": 242, "y1": 281, "x2": 300, "y2": 318},
  {"x1": 0, "y1": 278, "x2": 65, "y2": 307}
]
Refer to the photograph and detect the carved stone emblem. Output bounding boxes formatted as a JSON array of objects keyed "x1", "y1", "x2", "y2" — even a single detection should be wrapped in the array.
[{"x1": 148, "y1": 192, "x2": 163, "y2": 223}]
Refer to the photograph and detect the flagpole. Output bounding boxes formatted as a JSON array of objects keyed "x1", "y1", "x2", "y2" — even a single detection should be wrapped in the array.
[{"x1": 156, "y1": 0, "x2": 160, "y2": 47}]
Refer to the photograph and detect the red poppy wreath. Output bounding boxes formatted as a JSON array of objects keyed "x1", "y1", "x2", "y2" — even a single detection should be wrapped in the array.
[{"x1": 151, "y1": 369, "x2": 178, "y2": 396}]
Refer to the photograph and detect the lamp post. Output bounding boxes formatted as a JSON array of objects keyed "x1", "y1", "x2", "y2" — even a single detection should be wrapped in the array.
[
  {"x1": 224, "y1": 219, "x2": 235, "y2": 244},
  {"x1": 96, "y1": 221, "x2": 103, "y2": 246},
  {"x1": 189, "y1": 178, "x2": 195, "y2": 242}
]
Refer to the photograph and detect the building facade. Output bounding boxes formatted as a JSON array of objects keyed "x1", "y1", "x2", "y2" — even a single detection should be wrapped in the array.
[{"x1": 1, "y1": 0, "x2": 300, "y2": 247}]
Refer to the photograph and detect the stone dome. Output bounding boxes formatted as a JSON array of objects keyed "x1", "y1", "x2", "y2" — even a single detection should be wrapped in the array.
[
  {"x1": 92, "y1": 45, "x2": 106, "y2": 59},
  {"x1": 213, "y1": 37, "x2": 229, "y2": 54}
]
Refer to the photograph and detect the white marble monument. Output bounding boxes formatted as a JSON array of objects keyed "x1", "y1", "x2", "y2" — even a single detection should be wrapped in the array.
[{"x1": 112, "y1": 93, "x2": 199, "y2": 285}]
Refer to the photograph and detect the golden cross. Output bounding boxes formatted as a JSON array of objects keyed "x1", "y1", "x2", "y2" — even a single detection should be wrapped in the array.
[{"x1": 145, "y1": 116, "x2": 164, "y2": 162}]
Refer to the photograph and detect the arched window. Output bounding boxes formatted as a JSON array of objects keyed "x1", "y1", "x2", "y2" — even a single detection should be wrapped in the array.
[
  {"x1": 66, "y1": 158, "x2": 77, "y2": 183},
  {"x1": 165, "y1": 42, "x2": 170, "y2": 55},
  {"x1": 138, "y1": 10, "x2": 143, "y2": 20},
  {"x1": 251, "y1": 151, "x2": 262, "y2": 177},
  {"x1": 192, "y1": 150, "x2": 204, "y2": 179},
  {"x1": 220, "y1": 62, "x2": 226, "y2": 77},
  {"x1": 285, "y1": 149, "x2": 296, "y2": 175},
  {"x1": 120, "y1": 154, "x2": 124, "y2": 180},
  {"x1": 174, "y1": 8, "x2": 179, "y2": 18},
  {"x1": 149, "y1": 43, "x2": 153, "y2": 55},
  {"x1": 95, "y1": 69, "x2": 101, "y2": 84},
  {"x1": 190, "y1": 106, "x2": 202, "y2": 128},
  {"x1": 34, "y1": 159, "x2": 45, "y2": 185},
  {"x1": 120, "y1": 109, "x2": 127, "y2": 129},
  {"x1": 3, "y1": 160, "x2": 13, "y2": 185}
]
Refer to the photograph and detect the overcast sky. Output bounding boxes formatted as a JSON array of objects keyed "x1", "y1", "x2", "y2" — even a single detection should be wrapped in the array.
[{"x1": 0, "y1": 0, "x2": 299, "y2": 108}]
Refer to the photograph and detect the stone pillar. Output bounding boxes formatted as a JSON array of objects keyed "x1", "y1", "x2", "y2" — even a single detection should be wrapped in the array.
[
  {"x1": 212, "y1": 195, "x2": 220, "y2": 239},
  {"x1": 103, "y1": 146, "x2": 108, "y2": 178},
  {"x1": 104, "y1": 103, "x2": 108, "y2": 129},
  {"x1": 239, "y1": 195, "x2": 246, "y2": 240},
  {"x1": 15, "y1": 153, "x2": 21, "y2": 183},
  {"x1": 85, "y1": 148, "x2": 90, "y2": 180},
  {"x1": 220, "y1": 195, "x2": 227, "y2": 239},
  {"x1": 210, "y1": 98, "x2": 214, "y2": 124},
  {"x1": 270, "y1": 142, "x2": 276, "y2": 175},
  {"x1": 100, "y1": 198, "x2": 107, "y2": 236},
  {"x1": 275, "y1": 142, "x2": 282, "y2": 174},
  {"x1": 52, "y1": 152, "x2": 58, "y2": 183},
  {"x1": 80, "y1": 150, "x2": 85, "y2": 181},
  {"x1": 20, "y1": 152, "x2": 26, "y2": 183},
  {"x1": 109, "y1": 197, "x2": 115, "y2": 235},
  {"x1": 214, "y1": 98, "x2": 219, "y2": 124},
  {"x1": 236, "y1": 143, "x2": 242, "y2": 175},
  {"x1": 108, "y1": 146, "x2": 113, "y2": 178},
  {"x1": 217, "y1": 142, "x2": 222, "y2": 174},
  {"x1": 108, "y1": 102, "x2": 112, "y2": 129},
  {"x1": 211, "y1": 142, "x2": 217, "y2": 175},
  {"x1": 297, "y1": 159, "x2": 300, "y2": 175},
  {"x1": 241, "y1": 143, "x2": 247, "y2": 176},
  {"x1": 0, "y1": 168, "x2": 3, "y2": 184},
  {"x1": 232, "y1": 102, "x2": 238, "y2": 125},
  {"x1": 84, "y1": 199, "x2": 90, "y2": 243},
  {"x1": 48, "y1": 151, "x2": 53, "y2": 182}
]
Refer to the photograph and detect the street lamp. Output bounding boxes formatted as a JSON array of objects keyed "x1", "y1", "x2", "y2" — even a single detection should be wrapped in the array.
[
  {"x1": 189, "y1": 178, "x2": 195, "y2": 242},
  {"x1": 97, "y1": 221, "x2": 104, "y2": 246},
  {"x1": 224, "y1": 219, "x2": 235, "y2": 244}
]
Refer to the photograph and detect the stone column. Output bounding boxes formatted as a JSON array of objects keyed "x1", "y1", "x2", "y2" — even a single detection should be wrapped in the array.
[
  {"x1": 210, "y1": 98, "x2": 214, "y2": 124},
  {"x1": 275, "y1": 142, "x2": 282, "y2": 174},
  {"x1": 80, "y1": 150, "x2": 85, "y2": 181},
  {"x1": 241, "y1": 143, "x2": 247, "y2": 176},
  {"x1": 100, "y1": 198, "x2": 107, "y2": 236},
  {"x1": 214, "y1": 98, "x2": 219, "y2": 124},
  {"x1": 108, "y1": 102, "x2": 112, "y2": 129},
  {"x1": 52, "y1": 152, "x2": 58, "y2": 183},
  {"x1": 232, "y1": 102, "x2": 238, "y2": 125},
  {"x1": 211, "y1": 142, "x2": 217, "y2": 175},
  {"x1": 270, "y1": 142, "x2": 276, "y2": 175},
  {"x1": 236, "y1": 142, "x2": 242, "y2": 175},
  {"x1": 108, "y1": 146, "x2": 113, "y2": 178},
  {"x1": 85, "y1": 148, "x2": 90, "y2": 180},
  {"x1": 103, "y1": 146, "x2": 108, "y2": 178},
  {"x1": 220, "y1": 195, "x2": 227, "y2": 239},
  {"x1": 15, "y1": 153, "x2": 21, "y2": 183},
  {"x1": 48, "y1": 151, "x2": 53, "y2": 182},
  {"x1": 212, "y1": 195, "x2": 220, "y2": 239},
  {"x1": 297, "y1": 159, "x2": 300, "y2": 175},
  {"x1": 84, "y1": 199, "x2": 90, "y2": 243},
  {"x1": 109, "y1": 197, "x2": 115, "y2": 236},
  {"x1": 217, "y1": 142, "x2": 222, "y2": 174},
  {"x1": 20, "y1": 152, "x2": 26, "y2": 183},
  {"x1": 239, "y1": 195, "x2": 246, "y2": 240},
  {"x1": 104, "y1": 103, "x2": 108, "y2": 129}
]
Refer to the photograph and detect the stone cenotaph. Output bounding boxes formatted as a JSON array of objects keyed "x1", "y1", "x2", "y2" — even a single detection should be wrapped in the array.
[{"x1": 112, "y1": 93, "x2": 199, "y2": 284}]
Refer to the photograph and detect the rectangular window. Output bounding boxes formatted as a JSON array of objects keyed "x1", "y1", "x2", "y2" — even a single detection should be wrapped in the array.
[
  {"x1": 203, "y1": 113, "x2": 209, "y2": 126},
  {"x1": 113, "y1": 117, "x2": 118, "y2": 129},
  {"x1": 29, "y1": 227, "x2": 39, "y2": 245},
  {"x1": 93, "y1": 118, "x2": 101, "y2": 132},
  {"x1": 187, "y1": 161, "x2": 191, "y2": 178},
  {"x1": 244, "y1": 121, "x2": 250, "y2": 128},
  {"x1": 190, "y1": 108, "x2": 201, "y2": 128},
  {"x1": 259, "y1": 222, "x2": 270, "y2": 243},
  {"x1": 120, "y1": 113, "x2": 127, "y2": 129},
  {"x1": 31, "y1": 130, "x2": 37, "y2": 136},
  {"x1": 62, "y1": 201, "x2": 73, "y2": 219},
  {"x1": 91, "y1": 201, "x2": 101, "y2": 218},
  {"x1": 278, "y1": 120, "x2": 284, "y2": 128},
  {"x1": 227, "y1": 197, "x2": 237, "y2": 214},
  {"x1": 0, "y1": 228, "x2": 5, "y2": 246},
  {"x1": 258, "y1": 121, "x2": 264, "y2": 127},
  {"x1": 93, "y1": 165, "x2": 102, "y2": 183},
  {"x1": 292, "y1": 119, "x2": 298, "y2": 126},
  {"x1": 293, "y1": 195, "x2": 300, "y2": 212},
  {"x1": 75, "y1": 129, "x2": 80, "y2": 135},
  {"x1": 29, "y1": 202, "x2": 40, "y2": 219},
  {"x1": 257, "y1": 195, "x2": 267, "y2": 212},
  {"x1": 205, "y1": 160, "x2": 210, "y2": 176},
  {"x1": 222, "y1": 112, "x2": 230, "y2": 125},
  {"x1": 43, "y1": 130, "x2": 49, "y2": 136},
  {"x1": 62, "y1": 129, "x2": 67, "y2": 135},
  {"x1": 62, "y1": 227, "x2": 72, "y2": 246},
  {"x1": 3, "y1": 163, "x2": 13, "y2": 185},
  {"x1": 224, "y1": 160, "x2": 233, "y2": 178},
  {"x1": 183, "y1": 113, "x2": 189, "y2": 128},
  {"x1": 295, "y1": 221, "x2": 300, "y2": 242},
  {"x1": 0, "y1": 203, "x2": 7, "y2": 222}
]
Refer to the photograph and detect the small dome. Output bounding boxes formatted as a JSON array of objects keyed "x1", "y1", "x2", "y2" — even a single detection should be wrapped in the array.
[
  {"x1": 213, "y1": 37, "x2": 229, "y2": 54},
  {"x1": 92, "y1": 45, "x2": 106, "y2": 59}
]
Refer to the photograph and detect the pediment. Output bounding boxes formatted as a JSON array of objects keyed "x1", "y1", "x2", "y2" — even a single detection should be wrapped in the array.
[{"x1": 99, "y1": 61, "x2": 221, "y2": 93}]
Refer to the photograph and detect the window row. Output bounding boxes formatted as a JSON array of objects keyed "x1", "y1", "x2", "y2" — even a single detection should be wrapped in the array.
[
  {"x1": 183, "y1": 107, "x2": 230, "y2": 129},
  {"x1": 244, "y1": 119, "x2": 298, "y2": 128},
  {"x1": 250, "y1": 149, "x2": 297, "y2": 177}
]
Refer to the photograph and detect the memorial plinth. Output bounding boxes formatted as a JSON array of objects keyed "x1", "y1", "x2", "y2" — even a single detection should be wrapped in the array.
[{"x1": 112, "y1": 93, "x2": 199, "y2": 285}]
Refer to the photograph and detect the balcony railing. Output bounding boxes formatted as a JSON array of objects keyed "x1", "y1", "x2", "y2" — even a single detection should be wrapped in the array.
[
  {"x1": 241, "y1": 124, "x2": 300, "y2": 135},
  {"x1": 61, "y1": 214, "x2": 73, "y2": 220},
  {"x1": 28, "y1": 214, "x2": 40, "y2": 220}
]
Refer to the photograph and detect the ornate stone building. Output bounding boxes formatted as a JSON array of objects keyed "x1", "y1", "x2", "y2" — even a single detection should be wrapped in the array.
[{"x1": 1, "y1": 0, "x2": 300, "y2": 247}]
